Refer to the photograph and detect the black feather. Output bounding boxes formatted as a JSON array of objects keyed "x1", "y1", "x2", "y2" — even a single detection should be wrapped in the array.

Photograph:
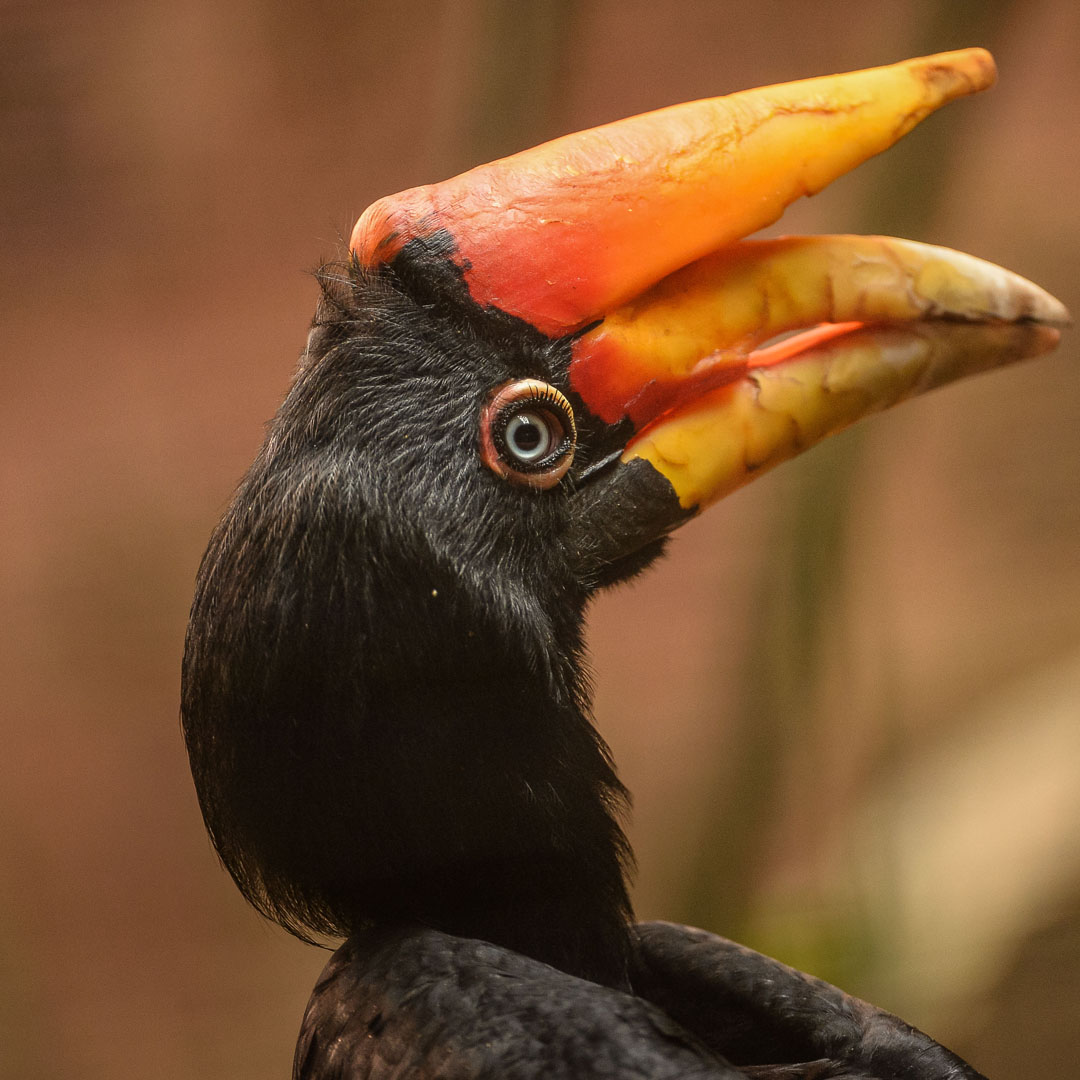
[
  {"x1": 182, "y1": 256, "x2": 635, "y2": 983},
  {"x1": 183, "y1": 253, "x2": 989, "y2": 1077}
]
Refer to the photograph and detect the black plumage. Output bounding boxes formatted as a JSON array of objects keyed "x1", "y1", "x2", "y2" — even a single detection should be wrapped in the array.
[
  {"x1": 183, "y1": 255, "x2": 987, "y2": 1079},
  {"x1": 183, "y1": 255, "x2": 644, "y2": 988},
  {"x1": 295, "y1": 922, "x2": 987, "y2": 1078}
]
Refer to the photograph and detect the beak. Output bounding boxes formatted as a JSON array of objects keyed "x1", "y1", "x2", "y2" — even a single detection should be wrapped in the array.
[
  {"x1": 352, "y1": 49, "x2": 1068, "y2": 558},
  {"x1": 571, "y1": 234, "x2": 1066, "y2": 539}
]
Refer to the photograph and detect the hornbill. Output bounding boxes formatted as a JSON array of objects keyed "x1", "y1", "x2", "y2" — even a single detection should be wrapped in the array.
[{"x1": 182, "y1": 50, "x2": 1068, "y2": 1079}]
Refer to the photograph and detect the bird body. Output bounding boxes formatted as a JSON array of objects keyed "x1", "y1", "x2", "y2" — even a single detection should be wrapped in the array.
[
  {"x1": 182, "y1": 50, "x2": 1067, "y2": 1078},
  {"x1": 295, "y1": 923, "x2": 987, "y2": 1079}
]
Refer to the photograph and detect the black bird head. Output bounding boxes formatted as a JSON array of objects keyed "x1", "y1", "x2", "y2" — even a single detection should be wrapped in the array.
[{"x1": 182, "y1": 50, "x2": 1066, "y2": 988}]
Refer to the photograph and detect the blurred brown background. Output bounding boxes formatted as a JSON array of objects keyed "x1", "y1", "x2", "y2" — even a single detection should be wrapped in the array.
[{"x1": 3, "y1": 1, "x2": 1078, "y2": 1077}]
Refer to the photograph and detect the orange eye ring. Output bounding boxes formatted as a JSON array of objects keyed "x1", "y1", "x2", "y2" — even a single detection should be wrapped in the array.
[{"x1": 479, "y1": 380, "x2": 577, "y2": 490}]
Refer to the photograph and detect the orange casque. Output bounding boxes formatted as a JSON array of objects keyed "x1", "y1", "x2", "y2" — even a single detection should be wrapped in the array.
[{"x1": 351, "y1": 50, "x2": 996, "y2": 339}]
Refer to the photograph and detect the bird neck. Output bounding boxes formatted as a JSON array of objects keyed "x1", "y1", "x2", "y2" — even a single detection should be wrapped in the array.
[
  {"x1": 348, "y1": 687, "x2": 637, "y2": 990},
  {"x1": 378, "y1": 838, "x2": 635, "y2": 990},
  {"x1": 183, "y1": 450, "x2": 637, "y2": 988},
  {"x1": 330, "y1": 563, "x2": 638, "y2": 987}
]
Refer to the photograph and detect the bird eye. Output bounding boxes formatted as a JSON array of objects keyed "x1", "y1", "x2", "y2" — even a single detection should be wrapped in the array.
[{"x1": 479, "y1": 380, "x2": 577, "y2": 490}]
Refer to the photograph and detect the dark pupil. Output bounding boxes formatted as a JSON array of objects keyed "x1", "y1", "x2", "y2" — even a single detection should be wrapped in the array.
[{"x1": 512, "y1": 419, "x2": 542, "y2": 452}]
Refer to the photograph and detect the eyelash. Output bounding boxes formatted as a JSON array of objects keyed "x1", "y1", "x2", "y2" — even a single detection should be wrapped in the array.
[{"x1": 478, "y1": 380, "x2": 578, "y2": 490}]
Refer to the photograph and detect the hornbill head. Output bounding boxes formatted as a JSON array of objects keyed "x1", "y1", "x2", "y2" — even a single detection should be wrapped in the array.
[{"x1": 182, "y1": 49, "x2": 1067, "y2": 983}]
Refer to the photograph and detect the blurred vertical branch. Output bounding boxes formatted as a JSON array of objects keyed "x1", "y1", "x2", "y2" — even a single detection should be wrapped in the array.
[
  {"x1": 428, "y1": 0, "x2": 578, "y2": 175},
  {"x1": 677, "y1": 0, "x2": 1017, "y2": 996}
]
